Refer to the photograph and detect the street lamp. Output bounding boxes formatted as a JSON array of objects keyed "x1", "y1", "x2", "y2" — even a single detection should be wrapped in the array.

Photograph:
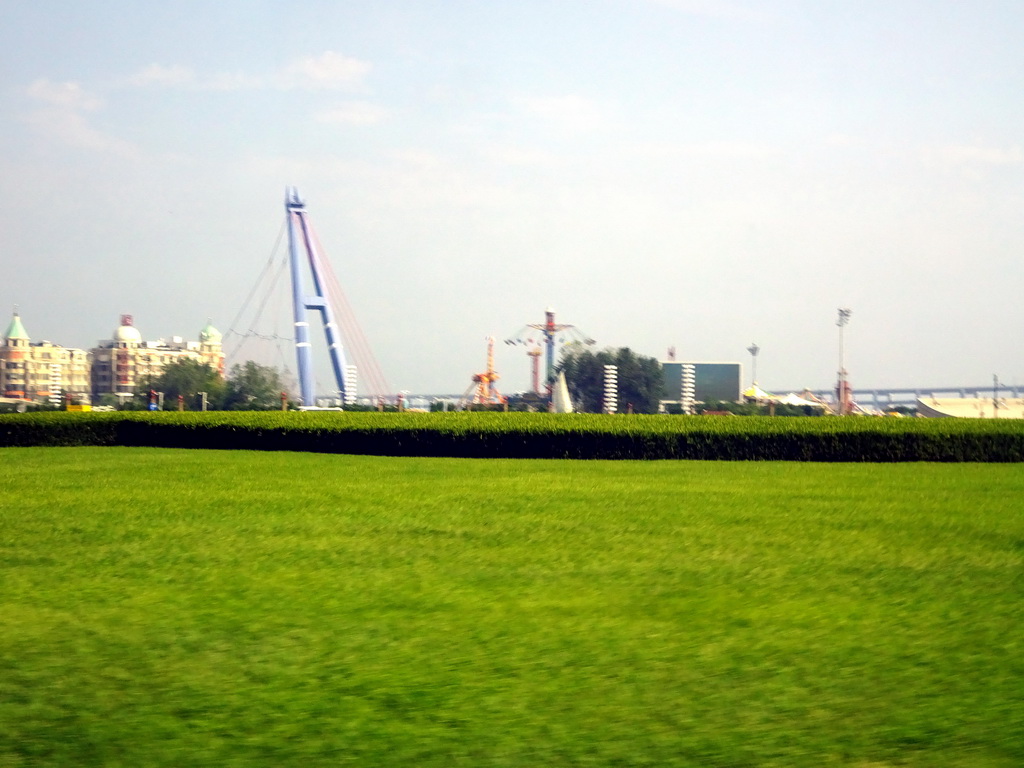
[
  {"x1": 746, "y1": 343, "x2": 760, "y2": 386},
  {"x1": 836, "y1": 308, "x2": 852, "y2": 415}
]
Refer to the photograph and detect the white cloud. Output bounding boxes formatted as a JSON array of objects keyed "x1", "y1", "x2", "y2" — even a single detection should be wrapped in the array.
[
  {"x1": 23, "y1": 110, "x2": 136, "y2": 157},
  {"x1": 203, "y1": 71, "x2": 264, "y2": 91},
  {"x1": 127, "y1": 64, "x2": 196, "y2": 87},
  {"x1": 923, "y1": 144, "x2": 1024, "y2": 167},
  {"x1": 23, "y1": 79, "x2": 136, "y2": 157},
  {"x1": 676, "y1": 140, "x2": 780, "y2": 159},
  {"x1": 315, "y1": 101, "x2": 387, "y2": 126},
  {"x1": 823, "y1": 133, "x2": 862, "y2": 148},
  {"x1": 126, "y1": 63, "x2": 262, "y2": 91},
  {"x1": 386, "y1": 149, "x2": 445, "y2": 171},
  {"x1": 631, "y1": 139, "x2": 781, "y2": 161},
  {"x1": 26, "y1": 78, "x2": 101, "y2": 111},
  {"x1": 643, "y1": 0, "x2": 767, "y2": 23},
  {"x1": 125, "y1": 52, "x2": 370, "y2": 92},
  {"x1": 514, "y1": 94, "x2": 610, "y2": 133},
  {"x1": 479, "y1": 145, "x2": 556, "y2": 167},
  {"x1": 281, "y1": 52, "x2": 371, "y2": 90}
]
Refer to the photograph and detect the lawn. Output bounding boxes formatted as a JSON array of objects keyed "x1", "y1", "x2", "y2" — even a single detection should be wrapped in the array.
[{"x1": 1, "y1": 448, "x2": 1022, "y2": 766}]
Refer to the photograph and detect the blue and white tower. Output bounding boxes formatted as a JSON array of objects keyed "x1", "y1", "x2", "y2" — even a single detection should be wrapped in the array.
[{"x1": 285, "y1": 187, "x2": 349, "y2": 406}]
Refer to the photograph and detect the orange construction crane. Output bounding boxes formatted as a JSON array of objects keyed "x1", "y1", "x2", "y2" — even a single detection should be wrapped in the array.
[{"x1": 459, "y1": 336, "x2": 506, "y2": 408}]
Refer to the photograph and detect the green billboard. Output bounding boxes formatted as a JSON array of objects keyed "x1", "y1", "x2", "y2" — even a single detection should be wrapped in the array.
[{"x1": 662, "y1": 361, "x2": 742, "y2": 404}]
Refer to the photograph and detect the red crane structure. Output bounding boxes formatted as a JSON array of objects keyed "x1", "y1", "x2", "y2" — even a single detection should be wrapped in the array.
[{"x1": 526, "y1": 346, "x2": 542, "y2": 394}]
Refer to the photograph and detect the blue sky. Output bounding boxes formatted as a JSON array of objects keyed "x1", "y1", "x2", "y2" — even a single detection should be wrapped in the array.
[{"x1": 2, "y1": 0, "x2": 1023, "y2": 394}]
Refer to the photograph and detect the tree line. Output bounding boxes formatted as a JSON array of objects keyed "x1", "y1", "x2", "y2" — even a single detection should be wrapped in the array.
[
  {"x1": 117, "y1": 349, "x2": 826, "y2": 415},
  {"x1": 557, "y1": 347, "x2": 665, "y2": 414},
  {"x1": 554, "y1": 348, "x2": 825, "y2": 416},
  {"x1": 113, "y1": 360, "x2": 289, "y2": 411}
]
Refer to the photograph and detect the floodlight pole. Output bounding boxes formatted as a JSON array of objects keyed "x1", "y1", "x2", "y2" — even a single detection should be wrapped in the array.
[{"x1": 836, "y1": 308, "x2": 852, "y2": 415}]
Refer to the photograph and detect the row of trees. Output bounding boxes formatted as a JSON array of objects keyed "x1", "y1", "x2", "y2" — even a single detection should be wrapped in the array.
[
  {"x1": 557, "y1": 348, "x2": 830, "y2": 417},
  {"x1": 114, "y1": 349, "x2": 840, "y2": 416},
  {"x1": 118, "y1": 360, "x2": 289, "y2": 411},
  {"x1": 557, "y1": 347, "x2": 665, "y2": 414}
]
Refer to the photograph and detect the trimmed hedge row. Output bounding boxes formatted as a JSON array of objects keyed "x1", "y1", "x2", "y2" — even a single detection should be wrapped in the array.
[{"x1": 2, "y1": 411, "x2": 1024, "y2": 461}]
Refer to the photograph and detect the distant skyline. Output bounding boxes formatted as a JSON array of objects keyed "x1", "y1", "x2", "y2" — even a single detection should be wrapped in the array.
[{"x1": 3, "y1": 1, "x2": 1022, "y2": 394}]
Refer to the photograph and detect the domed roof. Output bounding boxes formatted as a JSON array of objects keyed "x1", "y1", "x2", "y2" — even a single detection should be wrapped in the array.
[
  {"x1": 199, "y1": 320, "x2": 222, "y2": 344},
  {"x1": 114, "y1": 324, "x2": 142, "y2": 343},
  {"x1": 113, "y1": 314, "x2": 142, "y2": 344},
  {"x1": 4, "y1": 312, "x2": 29, "y2": 341}
]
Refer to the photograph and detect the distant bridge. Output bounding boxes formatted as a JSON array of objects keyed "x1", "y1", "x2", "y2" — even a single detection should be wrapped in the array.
[{"x1": 804, "y1": 385, "x2": 1021, "y2": 410}]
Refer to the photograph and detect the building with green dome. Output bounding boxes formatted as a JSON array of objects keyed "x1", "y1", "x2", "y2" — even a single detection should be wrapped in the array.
[
  {"x1": 1, "y1": 312, "x2": 225, "y2": 405},
  {"x1": 1, "y1": 311, "x2": 91, "y2": 404},
  {"x1": 89, "y1": 315, "x2": 224, "y2": 400}
]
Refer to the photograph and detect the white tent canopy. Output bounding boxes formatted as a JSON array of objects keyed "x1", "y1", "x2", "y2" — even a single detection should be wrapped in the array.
[
  {"x1": 742, "y1": 384, "x2": 774, "y2": 400},
  {"x1": 778, "y1": 392, "x2": 823, "y2": 407},
  {"x1": 742, "y1": 386, "x2": 828, "y2": 409},
  {"x1": 552, "y1": 372, "x2": 574, "y2": 413}
]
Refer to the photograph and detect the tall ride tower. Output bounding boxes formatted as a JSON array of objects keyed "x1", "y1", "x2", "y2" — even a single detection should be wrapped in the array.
[{"x1": 506, "y1": 308, "x2": 594, "y2": 395}]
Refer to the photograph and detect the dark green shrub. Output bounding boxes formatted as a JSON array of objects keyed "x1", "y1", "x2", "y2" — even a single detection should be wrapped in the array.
[{"x1": 1, "y1": 412, "x2": 1022, "y2": 461}]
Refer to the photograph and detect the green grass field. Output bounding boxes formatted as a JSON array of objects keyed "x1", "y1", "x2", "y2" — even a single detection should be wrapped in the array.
[{"x1": 1, "y1": 448, "x2": 1022, "y2": 766}]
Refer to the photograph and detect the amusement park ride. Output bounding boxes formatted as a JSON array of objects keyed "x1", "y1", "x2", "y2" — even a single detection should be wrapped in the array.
[
  {"x1": 458, "y1": 336, "x2": 505, "y2": 408},
  {"x1": 505, "y1": 308, "x2": 594, "y2": 395},
  {"x1": 461, "y1": 307, "x2": 593, "y2": 407}
]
